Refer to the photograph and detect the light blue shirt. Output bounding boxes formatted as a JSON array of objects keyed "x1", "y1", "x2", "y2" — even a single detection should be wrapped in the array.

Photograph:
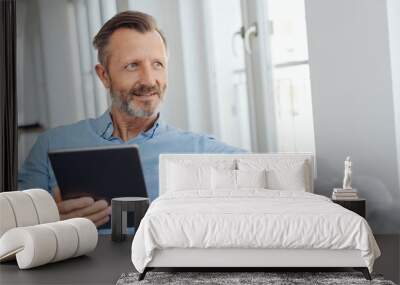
[{"x1": 18, "y1": 111, "x2": 246, "y2": 200}]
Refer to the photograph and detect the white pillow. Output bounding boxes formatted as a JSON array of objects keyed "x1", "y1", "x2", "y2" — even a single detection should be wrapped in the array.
[
  {"x1": 211, "y1": 169, "x2": 268, "y2": 190},
  {"x1": 167, "y1": 163, "x2": 212, "y2": 191},
  {"x1": 238, "y1": 159, "x2": 308, "y2": 191},
  {"x1": 211, "y1": 169, "x2": 236, "y2": 189},
  {"x1": 267, "y1": 168, "x2": 306, "y2": 191},
  {"x1": 236, "y1": 169, "x2": 267, "y2": 188}
]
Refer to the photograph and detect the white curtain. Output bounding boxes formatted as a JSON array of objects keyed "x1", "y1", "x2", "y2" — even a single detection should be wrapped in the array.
[{"x1": 72, "y1": 0, "x2": 113, "y2": 118}]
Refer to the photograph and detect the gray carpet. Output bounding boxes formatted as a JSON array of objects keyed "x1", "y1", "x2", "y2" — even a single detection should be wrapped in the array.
[{"x1": 116, "y1": 271, "x2": 396, "y2": 285}]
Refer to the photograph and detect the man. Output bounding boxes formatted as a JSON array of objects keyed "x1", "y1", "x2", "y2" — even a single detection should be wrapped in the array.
[{"x1": 18, "y1": 11, "x2": 245, "y2": 227}]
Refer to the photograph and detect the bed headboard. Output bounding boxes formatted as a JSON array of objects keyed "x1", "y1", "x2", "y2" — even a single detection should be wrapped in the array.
[{"x1": 159, "y1": 153, "x2": 315, "y2": 195}]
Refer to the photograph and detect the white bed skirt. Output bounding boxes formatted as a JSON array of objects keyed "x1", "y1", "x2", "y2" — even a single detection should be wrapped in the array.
[{"x1": 148, "y1": 248, "x2": 366, "y2": 268}]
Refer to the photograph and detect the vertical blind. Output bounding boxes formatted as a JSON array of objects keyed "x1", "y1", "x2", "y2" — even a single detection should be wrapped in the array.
[{"x1": 0, "y1": 0, "x2": 17, "y2": 192}]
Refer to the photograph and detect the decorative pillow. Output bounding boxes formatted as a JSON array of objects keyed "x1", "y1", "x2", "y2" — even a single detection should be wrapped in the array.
[
  {"x1": 0, "y1": 218, "x2": 97, "y2": 269},
  {"x1": 211, "y1": 168, "x2": 236, "y2": 190},
  {"x1": 0, "y1": 190, "x2": 60, "y2": 237},
  {"x1": 236, "y1": 169, "x2": 267, "y2": 188},
  {"x1": 238, "y1": 159, "x2": 308, "y2": 191},
  {"x1": 167, "y1": 163, "x2": 212, "y2": 191}
]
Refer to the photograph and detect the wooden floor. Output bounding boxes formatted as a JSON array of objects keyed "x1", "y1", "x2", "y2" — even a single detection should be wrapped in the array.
[{"x1": 373, "y1": 234, "x2": 400, "y2": 284}]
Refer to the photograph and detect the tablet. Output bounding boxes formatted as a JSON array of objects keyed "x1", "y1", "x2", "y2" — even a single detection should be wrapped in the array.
[{"x1": 48, "y1": 145, "x2": 148, "y2": 202}]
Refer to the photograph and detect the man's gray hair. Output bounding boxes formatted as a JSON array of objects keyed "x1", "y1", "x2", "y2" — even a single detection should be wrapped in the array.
[{"x1": 92, "y1": 10, "x2": 167, "y2": 68}]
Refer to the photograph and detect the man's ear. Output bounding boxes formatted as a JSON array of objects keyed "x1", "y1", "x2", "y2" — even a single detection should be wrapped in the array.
[{"x1": 95, "y1": 64, "x2": 111, "y2": 89}]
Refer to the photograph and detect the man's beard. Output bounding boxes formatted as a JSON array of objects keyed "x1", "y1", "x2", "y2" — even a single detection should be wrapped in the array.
[{"x1": 110, "y1": 84, "x2": 164, "y2": 118}]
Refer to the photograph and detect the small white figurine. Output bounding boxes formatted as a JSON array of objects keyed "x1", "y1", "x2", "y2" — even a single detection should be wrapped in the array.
[{"x1": 342, "y1": 156, "x2": 352, "y2": 190}]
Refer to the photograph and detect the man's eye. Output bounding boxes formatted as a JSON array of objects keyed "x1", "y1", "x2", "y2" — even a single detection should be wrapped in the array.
[
  {"x1": 126, "y1": 63, "x2": 138, "y2": 70},
  {"x1": 154, "y1": 62, "x2": 164, "y2": 68}
]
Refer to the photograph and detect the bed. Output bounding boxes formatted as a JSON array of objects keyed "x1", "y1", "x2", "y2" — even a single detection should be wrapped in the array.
[{"x1": 131, "y1": 154, "x2": 381, "y2": 280}]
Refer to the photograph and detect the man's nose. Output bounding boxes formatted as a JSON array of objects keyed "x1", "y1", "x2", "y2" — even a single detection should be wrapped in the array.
[{"x1": 138, "y1": 65, "x2": 156, "y2": 86}]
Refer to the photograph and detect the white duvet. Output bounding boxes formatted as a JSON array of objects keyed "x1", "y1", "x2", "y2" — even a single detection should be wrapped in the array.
[{"x1": 131, "y1": 190, "x2": 380, "y2": 273}]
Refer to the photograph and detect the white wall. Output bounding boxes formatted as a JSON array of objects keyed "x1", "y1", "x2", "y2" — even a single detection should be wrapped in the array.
[
  {"x1": 306, "y1": 0, "x2": 400, "y2": 233},
  {"x1": 387, "y1": 0, "x2": 400, "y2": 198}
]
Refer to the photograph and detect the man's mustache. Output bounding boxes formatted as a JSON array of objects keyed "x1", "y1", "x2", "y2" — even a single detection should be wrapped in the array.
[{"x1": 129, "y1": 84, "x2": 161, "y2": 97}]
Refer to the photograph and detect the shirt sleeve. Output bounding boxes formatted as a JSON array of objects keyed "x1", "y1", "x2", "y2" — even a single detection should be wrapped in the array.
[
  {"x1": 18, "y1": 133, "x2": 51, "y2": 192},
  {"x1": 198, "y1": 135, "x2": 249, "y2": 153}
]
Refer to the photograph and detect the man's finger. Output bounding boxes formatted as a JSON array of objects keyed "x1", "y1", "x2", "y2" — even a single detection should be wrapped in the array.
[
  {"x1": 59, "y1": 199, "x2": 108, "y2": 219},
  {"x1": 86, "y1": 207, "x2": 111, "y2": 224},
  {"x1": 57, "y1": 197, "x2": 95, "y2": 214},
  {"x1": 53, "y1": 186, "x2": 62, "y2": 203},
  {"x1": 79, "y1": 200, "x2": 108, "y2": 217},
  {"x1": 94, "y1": 216, "x2": 110, "y2": 227},
  {"x1": 61, "y1": 205, "x2": 110, "y2": 225}
]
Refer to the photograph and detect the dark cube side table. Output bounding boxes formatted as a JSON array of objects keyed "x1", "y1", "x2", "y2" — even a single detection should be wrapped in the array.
[
  {"x1": 111, "y1": 197, "x2": 149, "y2": 242},
  {"x1": 332, "y1": 198, "x2": 366, "y2": 218}
]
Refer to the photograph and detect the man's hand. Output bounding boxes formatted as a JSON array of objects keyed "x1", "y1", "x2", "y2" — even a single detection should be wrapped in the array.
[{"x1": 53, "y1": 187, "x2": 111, "y2": 227}]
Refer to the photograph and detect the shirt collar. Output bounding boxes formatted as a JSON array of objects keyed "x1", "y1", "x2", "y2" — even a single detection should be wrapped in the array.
[
  {"x1": 91, "y1": 110, "x2": 113, "y2": 139},
  {"x1": 92, "y1": 110, "x2": 162, "y2": 140}
]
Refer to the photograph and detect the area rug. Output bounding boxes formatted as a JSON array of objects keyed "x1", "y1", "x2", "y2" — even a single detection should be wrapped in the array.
[{"x1": 116, "y1": 271, "x2": 396, "y2": 285}]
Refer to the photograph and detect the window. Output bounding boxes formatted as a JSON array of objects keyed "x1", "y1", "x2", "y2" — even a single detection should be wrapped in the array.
[
  {"x1": 268, "y1": 0, "x2": 315, "y2": 152},
  {"x1": 205, "y1": 0, "x2": 315, "y2": 153}
]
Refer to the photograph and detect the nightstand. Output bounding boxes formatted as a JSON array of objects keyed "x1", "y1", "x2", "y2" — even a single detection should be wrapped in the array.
[{"x1": 332, "y1": 198, "x2": 366, "y2": 218}]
